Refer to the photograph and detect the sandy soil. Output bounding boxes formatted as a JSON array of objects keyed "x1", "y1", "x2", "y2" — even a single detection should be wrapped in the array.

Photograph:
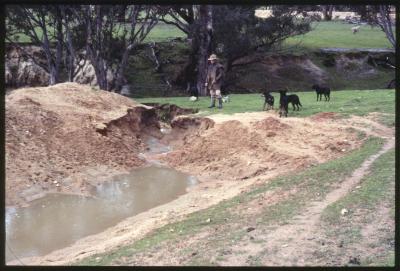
[
  {"x1": 5, "y1": 83, "x2": 161, "y2": 207},
  {"x1": 161, "y1": 112, "x2": 363, "y2": 181}
]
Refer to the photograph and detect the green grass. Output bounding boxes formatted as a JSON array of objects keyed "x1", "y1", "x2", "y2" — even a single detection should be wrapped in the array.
[
  {"x1": 75, "y1": 136, "x2": 384, "y2": 266},
  {"x1": 144, "y1": 23, "x2": 186, "y2": 42},
  {"x1": 8, "y1": 20, "x2": 392, "y2": 50},
  {"x1": 284, "y1": 21, "x2": 394, "y2": 51},
  {"x1": 7, "y1": 21, "x2": 185, "y2": 44},
  {"x1": 320, "y1": 148, "x2": 395, "y2": 266},
  {"x1": 135, "y1": 89, "x2": 395, "y2": 120},
  {"x1": 321, "y1": 148, "x2": 395, "y2": 225}
]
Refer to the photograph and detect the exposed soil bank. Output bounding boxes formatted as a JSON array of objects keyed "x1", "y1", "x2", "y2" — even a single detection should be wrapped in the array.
[
  {"x1": 141, "y1": 102, "x2": 199, "y2": 122},
  {"x1": 11, "y1": 110, "x2": 386, "y2": 266},
  {"x1": 6, "y1": 44, "x2": 395, "y2": 93},
  {"x1": 160, "y1": 112, "x2": 363, "y2": 181},
  {"x1": 5, "y1": 83, "x2": 161, "y2": 207}
]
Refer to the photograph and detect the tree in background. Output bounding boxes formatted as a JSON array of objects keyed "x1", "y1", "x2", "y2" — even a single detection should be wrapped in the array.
[
  {"x1": 213, "y1": 5, "x2": 311, "y2": 73},
  {"x1": 157, "y1": 5, "x2": 213, "y2": 96},
  {"x1": 6, "y1": 5, "x2": 64, "y2": 85},
  {"x1": 75, "y1": 5, "x2": 159, "y2": 91},
  {"x1": 59, "y1": 5, "x2": 87, "y2": 82},
  {"x1": 321, "y1": 5, "x2": 334, "y2": 21},
  {"x1": 359, "y1": 5, "x2": 395, "y2": 48},
  {"x1": 161, "y1": 5, "x2": 313, "y2": 95}
]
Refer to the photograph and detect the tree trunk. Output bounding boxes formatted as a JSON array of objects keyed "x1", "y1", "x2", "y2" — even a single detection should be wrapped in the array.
[
  {"x1": 49, "y1": 66, "x2": 57, "y2": 85},
  {"x1": 97, "y1": 60, "x2": 108, "y2": 90},
  {"x1": 41, "y1": 19, "x2": 59, "y2": 85},
  {"x1": 113, "y1": 46, "x2": 131, "y2": 92},
  {"x1": 378, "y1": 5, "x2": 395, "y2": 48},
  {"x1": 61, "y1": 6, "x2": 76, "y2": 82},
  {"x1": 55, "y1": 10, "x2": 63, "y2": 83},
  {"x1": 196, "y1": 5, "x2": 213, "y2": 96},
  {"x1": 323, "y1": 5, "x2": 334, "y2": 21}
]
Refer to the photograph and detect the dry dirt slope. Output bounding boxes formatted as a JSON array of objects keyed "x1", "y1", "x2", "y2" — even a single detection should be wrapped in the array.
[
  {"x1": 5, "y1": 83, "x2": 161, "y2": 207},
  {"x1": 75, "y1": 121, "x2": 394, "y2": 267}
]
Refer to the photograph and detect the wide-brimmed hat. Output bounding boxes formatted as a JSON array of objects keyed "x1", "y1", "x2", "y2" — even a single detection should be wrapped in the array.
[{"x1": 208, "y1": 54, "x2": 218, "y2": 61}]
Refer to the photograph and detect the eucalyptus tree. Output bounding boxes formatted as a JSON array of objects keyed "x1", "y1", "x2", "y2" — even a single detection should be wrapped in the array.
[
  {"x1": 74, "y1": 5, "x2": 159, "y2": 91},
  {"x1": 6, "y1": 5, "x2": 64, "y2": 85},
  {"x1": 159, "y1": 5, "x2": 313, "y2": 95},
  {"x1": 212, "y1": 5, "x2": 312, "y2": 73},
  {"x1": 158, "y1": 5, "x2": 213, "y2": 95},
  {"x1": 358, "y1": 5, "x2": 395, "y2": 48}
]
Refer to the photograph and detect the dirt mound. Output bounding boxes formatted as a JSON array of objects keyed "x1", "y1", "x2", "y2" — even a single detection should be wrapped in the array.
[
  {"x1": 163, "y1": 113, "x2": 363, "y2": 181},
  {"x1": 310, "y1": 112, "x2": 339, "y2": 121},
  {"x1": 253, "y1": 117, "x2": 291, "y2": 136},
  {"x1": 170, "y1": 115, "x2": 215, "y2": 130},
  {"x1": 6, "y1": 83, "x2": 160, "y2": 207}
]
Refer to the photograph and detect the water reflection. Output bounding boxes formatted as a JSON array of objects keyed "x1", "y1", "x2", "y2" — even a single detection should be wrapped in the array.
[{"x1": 6, "y1": 166, "x2": 197, "y2": 263}]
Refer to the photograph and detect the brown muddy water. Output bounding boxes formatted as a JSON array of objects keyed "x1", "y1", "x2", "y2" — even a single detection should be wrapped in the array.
[{"x1": 5, "y1": 165, "x2": 197, "y2": 263}]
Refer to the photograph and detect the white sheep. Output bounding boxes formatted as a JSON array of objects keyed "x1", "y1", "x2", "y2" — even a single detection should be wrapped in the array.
[{"x1": 351, "y1": 26, "x2": 360, "y2": 34}]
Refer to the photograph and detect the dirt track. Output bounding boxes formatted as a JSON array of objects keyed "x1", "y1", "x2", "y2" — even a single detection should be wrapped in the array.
[{"x1": 5, "y1": 83, "x2": 393, "y2": 265}]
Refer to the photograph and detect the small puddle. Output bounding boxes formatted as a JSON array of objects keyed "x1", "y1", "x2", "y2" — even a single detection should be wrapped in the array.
[
  {"x1": 145, "y1": 136, "x2": 172, "y2": 155},
  {"x1": 6, "y1": 165, "x2": 197, "y2": 263}
]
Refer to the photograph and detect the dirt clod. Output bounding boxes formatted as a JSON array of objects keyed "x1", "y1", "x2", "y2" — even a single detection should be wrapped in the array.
[
  {"x1": 246, "y1": 227, "x2": 256, "y2": 232},
  {"x1": 348, "y1": 256, "x2": 361, "y2": 265}
]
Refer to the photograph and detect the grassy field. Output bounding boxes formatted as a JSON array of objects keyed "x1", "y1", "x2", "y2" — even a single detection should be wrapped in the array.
[
  {"x1": 135, "y1": 89, "x2": 395, "y2": 126},
  {"x1": 283, "y1": 21, "x2": 393, "y2": 51},
  {"x1": 8, "y1": 20, "x2": 392, "y2": 50},
  {"x1": 144, "y1": 23, "x2": 186, "y2": 42},
  {"x1": 76, "y1": 135, "x2": 392, "y2": 266},
  {"x1": 7, "y1": 22, "x2": 186, "y2": 44}
]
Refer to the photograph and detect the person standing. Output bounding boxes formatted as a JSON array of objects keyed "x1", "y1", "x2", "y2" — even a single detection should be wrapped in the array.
[{"x1": 205, "y1": 54, "x2": 225, "y2": 109}]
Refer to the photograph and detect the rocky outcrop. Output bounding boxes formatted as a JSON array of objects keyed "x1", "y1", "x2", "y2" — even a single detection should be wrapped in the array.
[
  {"x1": 73, "y1": 58, "x2": 122, "y2": 89},
  {"x1": 5, "y1": 45, "x2": 49, "y2": 87}
]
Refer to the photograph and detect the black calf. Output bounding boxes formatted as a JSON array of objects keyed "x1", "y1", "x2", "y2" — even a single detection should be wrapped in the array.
[{"x1": 312, "y1": 84, "x2": 330, "y2": 101}]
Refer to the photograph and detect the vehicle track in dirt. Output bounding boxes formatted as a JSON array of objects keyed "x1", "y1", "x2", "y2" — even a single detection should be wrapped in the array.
[{"x1": 222, "y1": 136, "x2": 395, "y2": 266}]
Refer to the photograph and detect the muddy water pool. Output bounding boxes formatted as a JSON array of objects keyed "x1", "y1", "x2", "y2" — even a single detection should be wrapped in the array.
[{"x1": 6, "y1": 165, "x2": 197, "y2": 263}]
